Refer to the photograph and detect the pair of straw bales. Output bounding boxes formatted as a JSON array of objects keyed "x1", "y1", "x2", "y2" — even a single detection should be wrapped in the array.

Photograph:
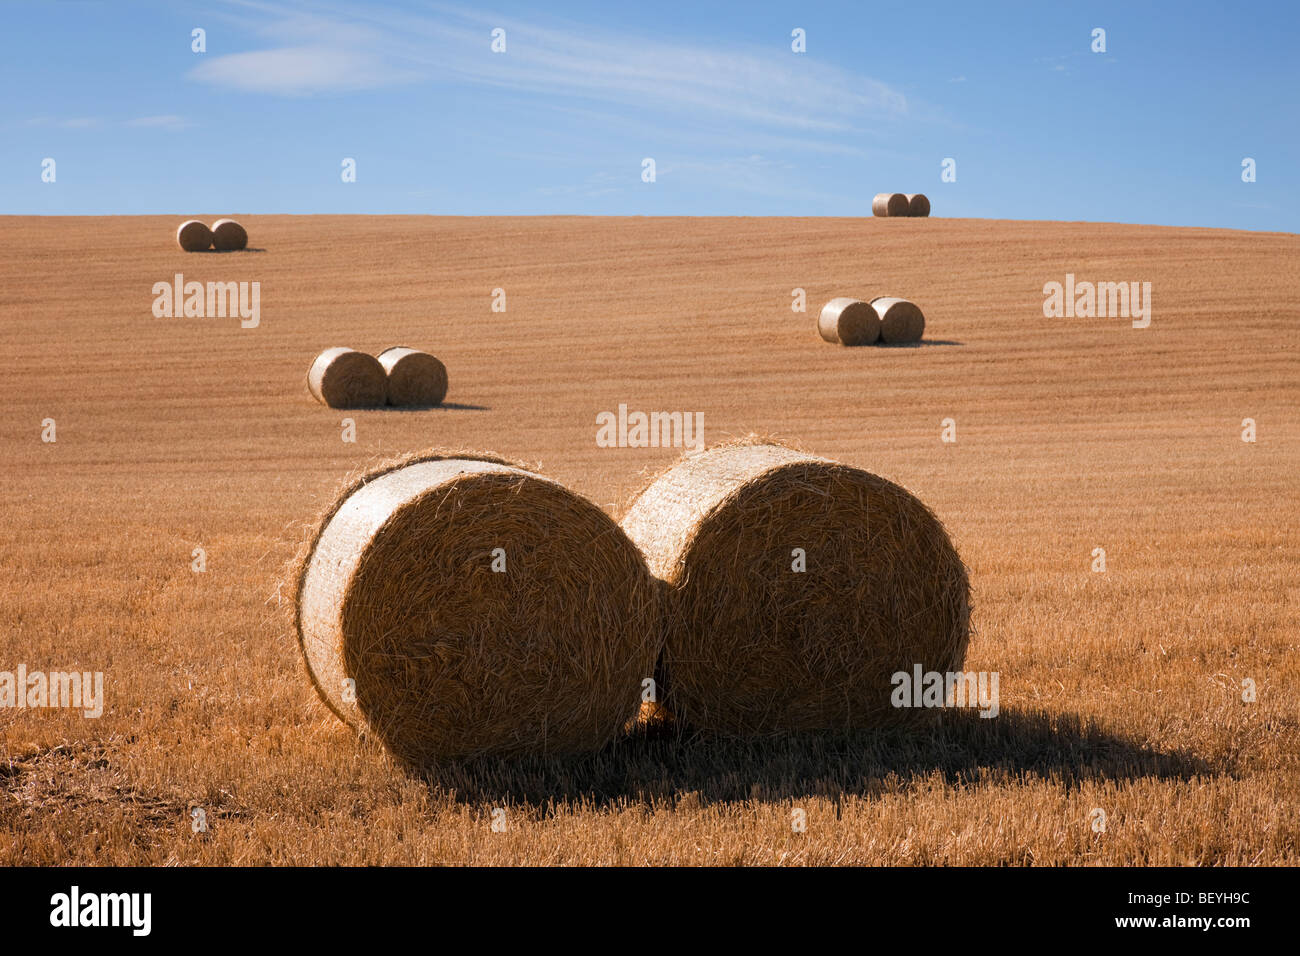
[
  {"x1": 292, "y1": 440, "x2": 970, "y2": 765},
  {"x1": 176, "y1": 218, "x2": 248, "y2": 252},
  {"x1": 872, "y1": 193, "x2": 930, "y2": 217},
  {"x1": 307, "y1": 347, "x2": 448, "y2": 409},
  {"x1": 819, "y1": 296, "x2": 926, "y2": 346}
]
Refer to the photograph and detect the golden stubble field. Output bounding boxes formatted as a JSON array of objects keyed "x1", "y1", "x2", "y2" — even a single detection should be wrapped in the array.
[{"x1": 1, "y1": 214, "x2": 1297, "y2": 865}]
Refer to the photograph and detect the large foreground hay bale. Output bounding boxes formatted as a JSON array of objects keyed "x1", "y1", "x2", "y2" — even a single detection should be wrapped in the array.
[
  {"x1": 307, "y1": 347, "x2": 388, "y2": 408},
  {"x1": 817, "y1": 297, "x2": 880, "y2": 346},
  {"x1": 620, "y1": 440, "x2": 970, "y2": 735},
  {"x1": 378, "y1": 346, "x2": 449, "y2": 407},
  {"x1": 870, "y1": 296, "x2": 926, "y2": 343},
  {"x1": 176, "y1": 220, "x2": 211, "y2": 252},
  {"x1": 872, "y1": 192, "x2": 909, "y2": 217},
  {"x1": 905, "y1": 193, "x2": 931, "y2": 217},
  {"x1": 210, "y1": 218, "x2": 248, "y2": 251},
  {"x1": 295, "y1": 452, "x2": 660, "y2": 764}
]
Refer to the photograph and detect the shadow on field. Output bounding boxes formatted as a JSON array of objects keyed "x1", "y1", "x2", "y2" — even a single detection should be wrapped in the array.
[
  {"x1": 417, "y1": 707, "x2": 1212, "y2": 809},
  {"x1": 386, "y1": 402, "x2": 491, "y2": 412},
  {"x1": 877, "y1": 338, "x2": 964, "y2": 348}
]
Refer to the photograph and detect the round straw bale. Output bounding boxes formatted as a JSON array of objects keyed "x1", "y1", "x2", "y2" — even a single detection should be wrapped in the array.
[
  {"x1": 176, "y1": 219, "x2": 212, "y2": 252},
  {"x1": 377, "y1": 346, "x2": 449, "y2": 407},
  {"x1": 295, "y1": 453, "x2": 660, "y2": 764},
  {"x1": 905, "y1": 193, "x2": 931, "y2": 217},
  {"x1": 817, "y1": 297, "x2": 880, "y2": 346},
  {"x1": 870, "y1": 296, "x2": 926, "y2": 343},
  {"x1": 210, "y1": 218, "x2": 248, "y2": 251},
  {"x1": 872, "y1": 192, "x2": 909, "y2": 217},
  {"x1": 619, "y1": 439, "x2": 970, "y2": 735},
  {"x1": 307, "y1": 347, "x2": 388, "y2": 408}
]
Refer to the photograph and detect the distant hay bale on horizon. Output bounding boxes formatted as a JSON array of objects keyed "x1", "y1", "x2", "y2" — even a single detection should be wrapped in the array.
[
  {"x1": 619, "y1": 439, "x2": 970, "y2": 735},
  {"x1": 307, "y1": 347, "x2": 388, "y2": 408},
  {"x1": 818, "y1": 297, "x2": 880, "y2": 346},
  {"x1": 176, "y1": 220, "x2": 211, "y2": 252},
  {"x1": 378, "y1": 346, "x2": 449, "y2": 407},
  {"x1": 870, "y1": 296, "x2": 926, "y2": 343},
  {"x1": 294, "y1": 452, "x2": 661, "y2": 765},
  {"x1": 210, "y1": 218, "x2": 248, "y2": 251},
  {"x1": 906, "y1": 193, "x2": 931, "y2": 217},
  {"x1": 872, "y1": 192, "x2": 909, "y2": 217}
]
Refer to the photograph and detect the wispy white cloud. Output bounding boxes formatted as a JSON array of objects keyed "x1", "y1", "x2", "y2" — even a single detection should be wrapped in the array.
[
  {"x1": 189, "y1": 1, "x2": 911, "y2": 132},
  {"x1": 189, "y1": 45, "x2": 420, "y2": 95},
  {"x1": 126, "y1": 115, "x2": 194, "y2": 130},
  {"x1": 27, "y1": 115, "x2": 195, "y2": 131},
  {"x1": 27, "y1": 116, "x2": 103, "y2": 128},
  {"x1": 513, "y1": 101, "x2": 882, "y2": 159}
]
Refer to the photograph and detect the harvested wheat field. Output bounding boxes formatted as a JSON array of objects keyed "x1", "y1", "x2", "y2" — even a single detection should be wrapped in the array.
[{"x1": 0, "y1": 214, "x2": 1297, "y2": 866}]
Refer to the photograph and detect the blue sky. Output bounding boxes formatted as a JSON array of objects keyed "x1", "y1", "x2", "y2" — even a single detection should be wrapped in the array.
[{"x1": 2, "y1": 0, "x2": 1297, "y2": 229}]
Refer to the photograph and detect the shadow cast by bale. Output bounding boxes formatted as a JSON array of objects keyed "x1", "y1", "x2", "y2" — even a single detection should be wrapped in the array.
[
  {"x1": 875, "y1": 338, "x2": 964, "y2": 348},
  {"x1": 387, "y1": 401, "x2": 491, "y2": 412},
  {"x1": 416, "y1": 707, "x2": 1214, "y2": 809}
]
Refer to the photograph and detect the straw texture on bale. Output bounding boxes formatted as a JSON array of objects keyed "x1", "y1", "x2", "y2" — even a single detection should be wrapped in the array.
[
  {"x1": 176, "y1": 220, "x2": 212, "y2": 252},
  {"x1": 870, "y1": 296, "x2": 926, "y2": 343},
  {"x1": 872, "y1": 192, "x2": 909, "y2": 217},
  {"x1": 306, "y1": 347, "x2": 388, "y2": 408},
  {"x1": 906, "y1": 193, "x2": 931, "y2": 217},
  {"x1": 817, "y1": 297, "x2": 880, "y2": 346},
  {"x1": 378, "y1": 346, "x2": 449, "y2": 407},
  {"x1": 210, "y1": 218, "x2": 248, "y2": 251},
  {"x1": 620, "y1": 439, "x2": 970, "y2": 735},
  {"x1": 295, "y1": 452, "x2": 661, "y2": 765}
]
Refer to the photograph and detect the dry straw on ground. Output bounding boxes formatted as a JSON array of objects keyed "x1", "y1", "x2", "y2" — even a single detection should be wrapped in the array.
[
  {"x1": 306, "y1": 347, "x2": 388, "y2": 408},
  {"x1": 210, "y1": 218, "x2": 248, "y2": 251},
  {"x1": 175, "y1": 220, "x2": 211, "y2": 252},
  {"x1": 872, "y1": 192, "x2": 909, "y2": 217},
  {"x1": 620, "y1": 438, "x2": 970, "y2": 735},
  {"x1": 870, "y1": 296, "x2": 927, "y2": 343},
  {"x1": 818, "y1": 297, "x2": 881, "y2": 346},
  {"x1": 906, "y1": 193, "x2": 931, "y2": 217},
  {"x1": 294, "y1": 451, "x2": 660, "y2": 765},
  {"x1": 378, "y1": 346, "x2": 449, "y2": 407}
]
